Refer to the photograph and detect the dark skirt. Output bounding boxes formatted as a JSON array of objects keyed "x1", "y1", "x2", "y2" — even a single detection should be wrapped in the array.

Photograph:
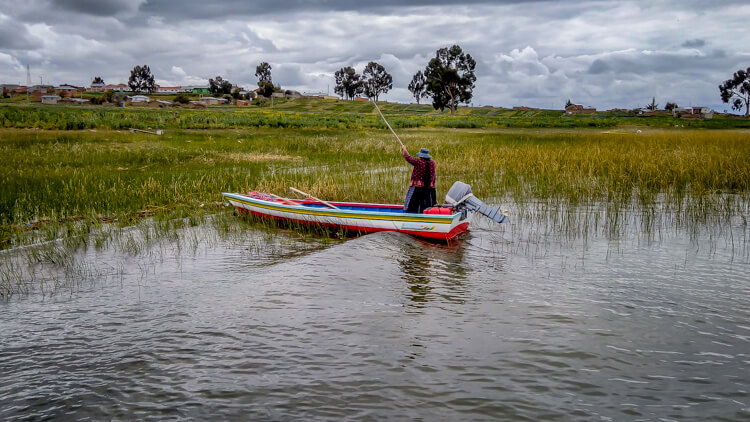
[{"x1": 404, "y1": 186, "x2": 437, "y2": 214}]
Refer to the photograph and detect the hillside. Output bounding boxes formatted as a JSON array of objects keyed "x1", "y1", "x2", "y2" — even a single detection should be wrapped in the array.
[{"x1": 1, "y1": 98, "x2": 748, "y2": 130}]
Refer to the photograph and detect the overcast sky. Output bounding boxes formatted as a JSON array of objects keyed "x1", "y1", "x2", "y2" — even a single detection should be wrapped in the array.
[{"x1": 1, "y1": 0, "x2": 748, "y2": 111}]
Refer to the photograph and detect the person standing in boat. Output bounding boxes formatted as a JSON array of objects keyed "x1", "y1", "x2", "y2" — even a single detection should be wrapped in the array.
[{"x1": 401, "y1": 145, "x2": 437, "y2": 213}]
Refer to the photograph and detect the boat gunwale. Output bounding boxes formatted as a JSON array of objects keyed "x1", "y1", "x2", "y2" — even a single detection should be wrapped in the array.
[{"x1": 221, "y1": 192, "x2": 461, "y2": 223}]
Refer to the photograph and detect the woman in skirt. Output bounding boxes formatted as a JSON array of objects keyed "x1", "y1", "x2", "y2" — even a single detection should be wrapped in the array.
[{"x1": 401, "y1": 145, "x2": 437, "y2": 213}]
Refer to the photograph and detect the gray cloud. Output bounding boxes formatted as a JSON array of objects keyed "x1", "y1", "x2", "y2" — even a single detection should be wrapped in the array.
[
  {"x1": 0, "y1": 16, "x2": 42, "y2": 50},
  {"x1": 682, "y1": 39, "x2": 706, "y2": 48},
  {"x1": 0, "y1": 1, "x2": 747, "y2": 111},
  {"x1": 588, "y1": 59, "x2": 611, "y2": 74},
  {"x1": 55, "y1": 0, "x2": 145, "y2": 16},
  {"x1": 138, "y1": 0, "x2": 536, "y2": 20}
]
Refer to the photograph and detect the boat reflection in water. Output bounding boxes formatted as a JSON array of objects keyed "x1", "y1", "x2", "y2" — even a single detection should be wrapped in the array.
[{"x1": 396, "y1": 233, "x2": 471, "y2": 309}]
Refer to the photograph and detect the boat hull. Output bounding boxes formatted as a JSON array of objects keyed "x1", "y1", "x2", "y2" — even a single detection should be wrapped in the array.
[{"x1": 222, "y1": 192, "x2": 470, "y2": 241}]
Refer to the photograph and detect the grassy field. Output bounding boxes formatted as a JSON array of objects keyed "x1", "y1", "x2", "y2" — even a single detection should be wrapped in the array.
[
  {"x1": 3, "y1": 100, "x2": 750, "y2": 130},
  {"x1": 1, "y1": 117, "x2": 749, "y2": 249}
]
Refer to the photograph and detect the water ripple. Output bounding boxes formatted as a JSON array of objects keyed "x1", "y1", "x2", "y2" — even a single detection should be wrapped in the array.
[{"x1": 1, "y1": 215, "x2": 749, "y2": 420}]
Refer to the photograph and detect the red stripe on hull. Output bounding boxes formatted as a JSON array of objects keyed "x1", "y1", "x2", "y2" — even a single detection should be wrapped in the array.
[{"x1": 234, "y1": 207, "x2": 469, "y2": 242}]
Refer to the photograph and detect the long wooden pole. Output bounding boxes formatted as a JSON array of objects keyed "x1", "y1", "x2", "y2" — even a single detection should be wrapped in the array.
[
  {"x1": 371, "y1": 100, "x2": 404, "y2": 147},
  {"x1": 289, "y1": 187, "x2": 340, "y2": 209}
]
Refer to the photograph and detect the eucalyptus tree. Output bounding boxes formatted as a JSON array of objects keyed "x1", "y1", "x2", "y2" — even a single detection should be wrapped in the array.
[
  {"x1": 209, "y1": 76, "x2": 233, "y2": 95},
  {"x1": 362, "y1": 61, "x2": 392, "y2": 102},
  {"x1": 334, "y1": 66, "x2": 363, "y2": 100},
  {"x1": 127, "y1": 65, "x2": 156, "y2": 93},
  {"x1": 408, "y1": 71, "x2": 427, "y2": 104},
  {"x1": 255, "y1": 62, "x2": 274, "y2": 97},
  {"x1": 423, "y1": 44, "x2": 476, "y2": 114},
  {"x1": 719, "y1": 67, "x2": 750, "y2": 116}
]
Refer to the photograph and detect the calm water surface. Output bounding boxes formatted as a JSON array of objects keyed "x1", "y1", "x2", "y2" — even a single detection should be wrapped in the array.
[{"x1": 1, "y1": 209, "x2": 749, "y2": 420}]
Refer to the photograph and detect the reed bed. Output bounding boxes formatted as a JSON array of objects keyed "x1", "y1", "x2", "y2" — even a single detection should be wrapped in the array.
[{"x1": 1, "y1": 126, "x2": 748, "y2": 251}]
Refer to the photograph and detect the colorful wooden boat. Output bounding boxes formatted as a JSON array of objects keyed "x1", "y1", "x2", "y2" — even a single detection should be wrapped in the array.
[
  {"x1": 221, "y1": 191, "x2": 472, "y2": 241},
  {"x1": 223, "y1": 181, "x2": 508, "y2": 241}
]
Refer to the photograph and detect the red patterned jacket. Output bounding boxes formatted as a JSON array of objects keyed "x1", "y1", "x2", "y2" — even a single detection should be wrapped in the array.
[{"x1": 403, "y1": 150, "x2": 436, "y2": 188}]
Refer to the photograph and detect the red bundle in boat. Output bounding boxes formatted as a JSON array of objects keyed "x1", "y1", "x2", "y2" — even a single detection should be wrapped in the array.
[{"x1": 423, "y1": 207, "x2": 454, "y2": 215}]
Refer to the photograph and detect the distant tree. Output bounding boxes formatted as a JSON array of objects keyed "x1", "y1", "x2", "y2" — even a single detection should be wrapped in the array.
[
  {"x1": 408, "y1": 71, "x2": 427, "y2": 104},
  {"x1": 362, "y1": 61, "x2": 392, "y2": 102},
  {"x1": 719, "y1": 67, "x2": 750, "y2": 116},
  {"x1": 257, "y1": 81, "x2": 274, "y2": 97},
  {"x1": 565, "y1": 99, "x2": 573, "y2": 108},
  {"x1": 646, "y1": 97, "x2": 659, "y2": 111},
  {"x1": 103, "y1": 89, "x2": 115, "y2": 103},
  {"x1": 334, "y1": 66, "x2": 363, "y2": 100},
  {"x1": 231, "y1": 88, "x2": 241, "y2": 99},
  {"x1": 128, "y1": 65, "x2": 156, "y2": 93},
  {"x1": 209, "y1": 75, "x2": 233, "y2": 95},
  {"x1": 91, "y1": 76, "x2": 104, "y2": 85},
  {"x1": 255, "y1": 62, "x2": 274, "y2": 97},
  {"x1": 255, "y1": 62, "x2": 272, "y2": 84},
  {"x1": 423, "y1": 44, "x2": 476, "y2": 114},
  {"x1": 664, "y1": 102, "x2": 678, "y2": 111}
]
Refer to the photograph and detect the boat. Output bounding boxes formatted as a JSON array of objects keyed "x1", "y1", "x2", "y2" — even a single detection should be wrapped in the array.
[{"x1": 222, "y1": 181, "x2": 508, "y2": 242}]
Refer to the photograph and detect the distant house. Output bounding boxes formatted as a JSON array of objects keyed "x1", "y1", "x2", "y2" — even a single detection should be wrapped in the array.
[
  {"x1": 197, "y1": 96, "x2": 228, "y2": 105},
  {"x1": 104, "y1": 84, "x2": 129, "y2": 92},
  {"x1": 41, "y1": 95, "x2": 61, "y2": 105},
  {"x1": 69, "y1": 98, "x2": 90, "y2": 103},
  {"x1": 236, "y1": 100, "x2": 252, "y2": 106},
  {"x1": 88, "y1": 82, "x2": 106, "y2": 92},
  {"x1": 129, "y1": 95, "x2": 150, "y2": 103},
  {"x1": 565, "y1": 104, "x2": 596, "y2": 114},
  {"x1": 1, "y1": 84, "x2": 21, "y2": 96},
  {"x1": 28, "y1": 85, "x2": 54, "y2": 94},
  {"x1": 353, "y1": 96, "x2": 368, "y2": 102},
  {"x1": 639, "y1": 110, "x2": 670, "y2": 117},
  {"x1": 157, "y1": 86, "x2": 180, "y2": 94},
  {"x1": 180, "y1": 86, "x2": 210, "y2": 94},
  {"x1": 673, "y1": 107, "x2": 713, "y2": 119},
  {"x1": 271, "y1": 92, "x2": 285, "y2": 98},
  {"x1": 56, "y1": 84, "x2": 81, "y2": 97}
]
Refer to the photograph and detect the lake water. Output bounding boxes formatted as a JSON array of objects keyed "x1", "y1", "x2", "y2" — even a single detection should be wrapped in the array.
[{"x1": 1, "y1": 205, "x2": 749, "y2": 421}]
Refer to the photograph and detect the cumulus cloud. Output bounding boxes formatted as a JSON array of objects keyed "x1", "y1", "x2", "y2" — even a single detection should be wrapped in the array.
[
  {"x1": 1, "y1": 1, "x2": 748, "y2": 110},
  {"x1": 0, "y1": 14, "x2": 42, "y2": 50}
]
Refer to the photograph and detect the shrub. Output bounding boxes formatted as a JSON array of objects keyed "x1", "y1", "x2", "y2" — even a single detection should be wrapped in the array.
[{"x1": 173, "y1": 94, "x2": 190, "y2": 104}]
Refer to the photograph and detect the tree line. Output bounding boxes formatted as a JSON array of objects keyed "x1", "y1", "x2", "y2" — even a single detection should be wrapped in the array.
[
  {"x1": 336, "y1": 44, "x2": 476, "y2": 115},
  {"x1": 106, "y1": 47, "x2": 750, "y2": 116},
  {"x1": 114, "y1": 45, "x2": 476, "y2": 114}
]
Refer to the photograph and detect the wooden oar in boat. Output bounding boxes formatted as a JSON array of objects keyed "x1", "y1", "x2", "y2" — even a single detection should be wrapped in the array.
[
  {"x1": 289, "y1": 187, "x2": 340, "y2": 209},
  {"x1": 268, "y1": 193, "x2": 298, "y2": 206}
]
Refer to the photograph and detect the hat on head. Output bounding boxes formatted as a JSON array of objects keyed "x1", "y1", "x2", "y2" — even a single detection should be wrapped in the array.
[{"x1": 416, "y1": 148, "x2": 432, "y2": 159}]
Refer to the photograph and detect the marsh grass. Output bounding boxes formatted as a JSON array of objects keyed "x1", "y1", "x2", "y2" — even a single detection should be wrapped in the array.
[
  {"x1": 0, "y1": 211, "x2": 343, "y2": 298},
  {"x1": 2, "y1": 126, "x2": 749, "y2": 249}
]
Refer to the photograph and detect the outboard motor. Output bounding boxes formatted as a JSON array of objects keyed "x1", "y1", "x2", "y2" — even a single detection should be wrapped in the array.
[{"x1": 444, "y1": 181, "x2": 508, "y2": 223}]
